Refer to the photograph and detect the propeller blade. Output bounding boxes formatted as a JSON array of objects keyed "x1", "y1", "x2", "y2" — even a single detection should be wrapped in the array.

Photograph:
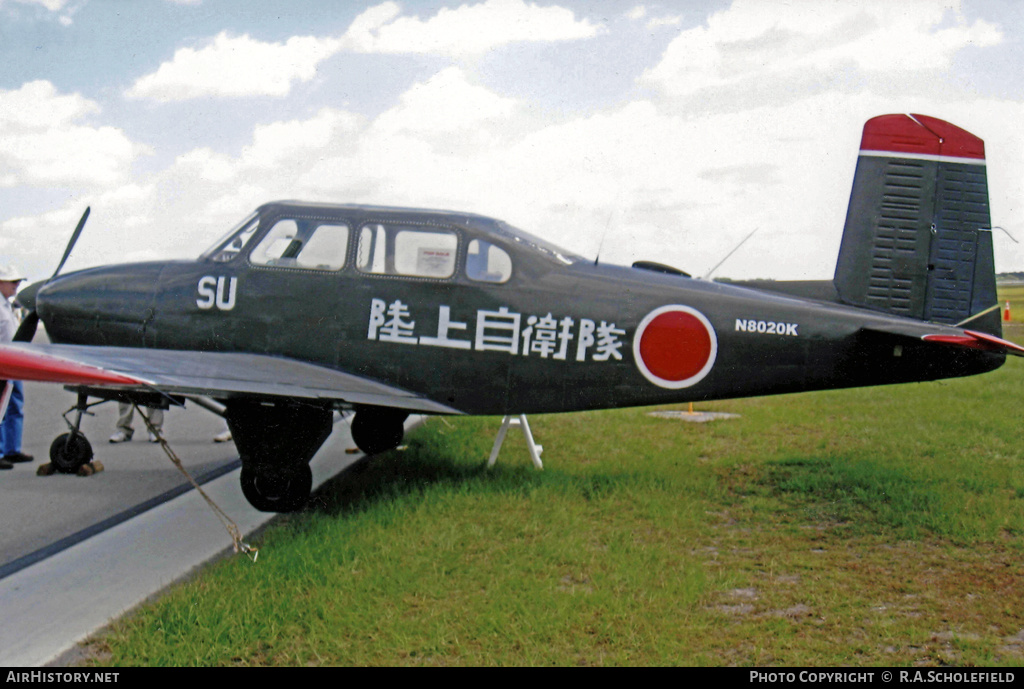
[
  {"x1": 13, "y1": 311, "x2": 39, "y2": 343},
  {"x1": 51, "y1": 206, "x2": 90, "y2": 280}
]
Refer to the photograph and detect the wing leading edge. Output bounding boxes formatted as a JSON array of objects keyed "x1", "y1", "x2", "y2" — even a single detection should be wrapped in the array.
[{"x1": 0, "y1": 343, "x2": 463, "y2": 415}]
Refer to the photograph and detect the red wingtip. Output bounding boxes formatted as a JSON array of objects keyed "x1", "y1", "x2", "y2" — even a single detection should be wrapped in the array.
[
  {"x1": 0, "y1": 345, "x2": 144, "y2": 386},
  {"x1": 860, "y1": 114, "x2": 985, "y2": 161}
]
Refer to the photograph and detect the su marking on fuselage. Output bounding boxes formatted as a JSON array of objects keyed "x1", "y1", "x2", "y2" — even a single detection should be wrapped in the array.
[{"x1": 196, "y1": 275, "x2": 238, "y2": 311}]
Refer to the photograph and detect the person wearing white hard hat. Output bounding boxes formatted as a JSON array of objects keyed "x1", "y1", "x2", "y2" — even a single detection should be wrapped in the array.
[{"x1": 0, "y1": 264, "x2": 33, "y2": 469}]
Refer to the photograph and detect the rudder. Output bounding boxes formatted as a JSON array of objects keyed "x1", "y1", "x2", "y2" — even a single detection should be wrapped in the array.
[{"x1": 833, "y1": 114, "x2": 1002, "y2": 336}]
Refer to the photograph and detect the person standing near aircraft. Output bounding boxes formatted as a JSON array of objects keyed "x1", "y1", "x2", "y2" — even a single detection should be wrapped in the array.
[
  {"x1": 110, "y1": 403, "x2": 163, "y2": 443},
  {"x1": 213, "y1": 424, "x2": 232, "y2": 443},
  {"x1": 0, "y1": 265, "x2": 33, "y2": 469}
]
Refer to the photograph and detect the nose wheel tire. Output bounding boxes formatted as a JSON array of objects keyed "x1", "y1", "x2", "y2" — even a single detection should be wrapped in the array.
[
  {"x1": 240, "y1": 462, "x2": 312, "y2": 513},
  {"x1": 49, "y1": 431, "x2": 94, "y2": 474}
]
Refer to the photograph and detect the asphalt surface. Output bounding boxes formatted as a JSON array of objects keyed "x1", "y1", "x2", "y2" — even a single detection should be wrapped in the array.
[
  {"x1": 0, "y1": 380, "x2": 238, "y2": 574},
  {"x1": 0, "y1": 376, "x2": 373, "y2": 666}
]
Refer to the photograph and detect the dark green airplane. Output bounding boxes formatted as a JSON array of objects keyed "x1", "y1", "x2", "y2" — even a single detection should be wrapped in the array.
[{"x1": 2, "y1": 114, "x2": 1022, "y2": 512}]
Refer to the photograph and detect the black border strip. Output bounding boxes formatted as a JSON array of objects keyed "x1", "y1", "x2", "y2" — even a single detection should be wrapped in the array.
[{"x1": 0, "y1": 459, "x2": 241, "y2": 581}]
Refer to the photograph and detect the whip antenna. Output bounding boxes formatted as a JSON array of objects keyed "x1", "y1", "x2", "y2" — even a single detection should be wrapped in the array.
[{"x1": 703, "y1": 227, "x2": 758, "y2": 279}]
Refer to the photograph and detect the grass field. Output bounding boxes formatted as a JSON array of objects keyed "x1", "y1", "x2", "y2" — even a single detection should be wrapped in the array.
[{"x1": 78, "y1": 325, "x2": 1024, "y2": 666}]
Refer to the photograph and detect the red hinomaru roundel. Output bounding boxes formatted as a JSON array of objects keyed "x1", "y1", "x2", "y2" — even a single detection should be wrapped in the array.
[{"x1": 632, "y1": 305, "x2": 718, "y2": 389}]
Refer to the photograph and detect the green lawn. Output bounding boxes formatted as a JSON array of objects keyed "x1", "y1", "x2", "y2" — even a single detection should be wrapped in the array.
[{"x1": 79, "y1": 329, "x2": 1024, "y2": 666}]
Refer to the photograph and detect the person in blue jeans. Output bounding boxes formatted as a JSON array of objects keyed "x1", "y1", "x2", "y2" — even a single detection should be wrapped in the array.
[
  {"x1": 0, "y1": 265, "x2": 33, "y2": 469},
  {"x1": 0, "y1": 380, "x2": 30, "y2": 466}
]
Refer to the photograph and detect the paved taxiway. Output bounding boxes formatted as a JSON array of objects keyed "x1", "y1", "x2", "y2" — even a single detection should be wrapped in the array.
[{"x1": 0, "y1": 378, "x2": 372, "y2": 666}]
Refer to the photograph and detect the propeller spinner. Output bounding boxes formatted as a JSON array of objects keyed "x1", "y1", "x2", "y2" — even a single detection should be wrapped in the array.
[{"x1": 13, "y1": 207, "x2": 90, "y2": 343}]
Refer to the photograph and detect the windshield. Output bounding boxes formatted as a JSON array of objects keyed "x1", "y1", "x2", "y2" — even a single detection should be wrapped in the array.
[{"x1": 199, "y1": 212, "x2": 260, "y2": 262}]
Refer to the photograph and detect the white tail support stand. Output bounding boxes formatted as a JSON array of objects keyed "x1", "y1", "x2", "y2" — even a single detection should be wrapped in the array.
[{"x1": 487, "y1": 414, "x2": 543, "y2": 470}]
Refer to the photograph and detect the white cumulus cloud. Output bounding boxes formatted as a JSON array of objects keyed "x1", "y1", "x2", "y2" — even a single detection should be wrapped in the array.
[
  {"x1": 126, "y1": 31, "x2": 342, "y2": 101},
  {"x1": 126, "y1": 1, "x2": 604, "y2": 102},
  {"x1": 342, "y1": 0, "x2": 603, "y2": 56},
  {"x1": 642, "y1": 0, "x2": 1003, "y2": 105},
  {"x1": 0, "y1": 81, "x2": 147, "y2": 187},
  {"x1": 3, "y1": 0, "x2": 70, "y2": 11},
  {"x1": 371, "y1": 67, "x2": 518, "y2": 139}
]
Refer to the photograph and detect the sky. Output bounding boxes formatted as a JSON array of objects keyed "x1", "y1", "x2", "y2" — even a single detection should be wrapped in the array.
[{"x1": 2, "y1": 0, "x2": 1024, "y2": 283}]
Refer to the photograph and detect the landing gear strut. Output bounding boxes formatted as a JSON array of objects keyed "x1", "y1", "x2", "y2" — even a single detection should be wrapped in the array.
[{"x1": 225, "y1": 400, "x2": 333, "y2": 513}]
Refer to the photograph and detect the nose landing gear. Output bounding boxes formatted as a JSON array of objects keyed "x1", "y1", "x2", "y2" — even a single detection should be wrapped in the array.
[
  {"x1": 49, "y1": 431, "x2": 93, "y2": 474},
  {"x1": 49, "y1": 391, "x2": 96, "y2": 474}
]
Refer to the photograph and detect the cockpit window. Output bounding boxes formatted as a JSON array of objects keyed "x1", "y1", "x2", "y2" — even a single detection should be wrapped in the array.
[
  {"x1": 466, "y1": 239, "x2": 512, "y2": 283},
  {"x1": 357, "y1": 223, "x2": 458, "y2": 279},
  {"x1": 297, "y1": 224, "x2": 349, "y2": 270},
  {"x1": 250, "y1": 219, "x2": 349, "y2": 270},
  {"x1": 202, "y1": 212, "x2": 260, "y2": 263}
]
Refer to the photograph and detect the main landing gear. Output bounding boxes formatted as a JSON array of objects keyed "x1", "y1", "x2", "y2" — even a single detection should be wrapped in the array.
[
  {"x1": 225, "y1": 400, "x2": 333, "y2": 513},
  {"x1": 229, "y1": 404, "x2": 406, "y2": 512},
  {"x1": 350, "y1": 407, "x2": 408, "y2": 456}
]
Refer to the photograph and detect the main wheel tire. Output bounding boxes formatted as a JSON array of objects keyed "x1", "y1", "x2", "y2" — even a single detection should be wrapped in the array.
[
  {"x1": 240, "y1": 462, "x2": 312, "y2": 513},
  {"x1": 350, "y1": 410, "x2": 405, "y2": 455},
  {"x1": 49, "y1": 431, "x2": 93, "y2": 474}
]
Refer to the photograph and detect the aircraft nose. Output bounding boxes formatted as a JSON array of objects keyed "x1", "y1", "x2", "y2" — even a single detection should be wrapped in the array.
[
  {"x1": 35, "y1": 264, "x2": 165, "y2": 345},
  {"x1": 15, "y1": 279, "x2": 43, "y2": 311}
]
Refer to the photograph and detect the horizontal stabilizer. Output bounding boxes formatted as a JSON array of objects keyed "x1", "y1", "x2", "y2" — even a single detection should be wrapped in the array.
[
  {"x1": 922, "y1": 329, "x2": 1024, "y2": 357},
  {"x1": 859, "y1": 320, "x2": 1024, "y2": 358}
]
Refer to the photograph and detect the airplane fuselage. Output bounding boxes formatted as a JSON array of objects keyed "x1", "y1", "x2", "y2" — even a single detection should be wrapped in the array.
[{"x1": 33, "y1": 203, "x2": 1004, "y2": 416}]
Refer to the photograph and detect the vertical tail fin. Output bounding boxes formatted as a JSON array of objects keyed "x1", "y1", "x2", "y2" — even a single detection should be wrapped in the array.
[{"x1": 833, "y1": 114, "x2": 1002, "y2": 336}]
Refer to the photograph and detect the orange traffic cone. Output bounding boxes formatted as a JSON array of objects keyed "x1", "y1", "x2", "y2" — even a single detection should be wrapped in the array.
[{"x1": 1005, "y1": 301, "x2": 1012, "y2": 322}]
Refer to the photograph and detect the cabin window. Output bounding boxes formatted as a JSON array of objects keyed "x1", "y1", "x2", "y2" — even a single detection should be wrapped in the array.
[
  {"x1": 357, "y1": 224, "x2": 388, "y2": 274},
  {"x1": 357, "y1": 224, "x2": 458, "y2": 279},
  {"x1": 466, "y1": 239, "x2": 512, "y2": 283},
  {"x1": 395, "y1": 229, "x2": 457, "y2": 278},
  {"x1": 250, "y1": 219, "x2": 349, "y2": 270}
]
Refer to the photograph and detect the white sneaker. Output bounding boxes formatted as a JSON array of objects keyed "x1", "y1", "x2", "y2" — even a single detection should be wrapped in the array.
[
  {"x1": 148, "y1": 431, "x2": 161, "y2": 443},
  {"x1": 109, "y1": 430, "x2": 132, "y2": 443},
  {"x1": 213, "y1": 430, "x2": 233, "y2": 443}
]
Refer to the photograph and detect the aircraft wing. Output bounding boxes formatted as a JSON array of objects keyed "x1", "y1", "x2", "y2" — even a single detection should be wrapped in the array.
[{"x1": 0, "y1": 343, "x2": 462, "y2": 414}]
